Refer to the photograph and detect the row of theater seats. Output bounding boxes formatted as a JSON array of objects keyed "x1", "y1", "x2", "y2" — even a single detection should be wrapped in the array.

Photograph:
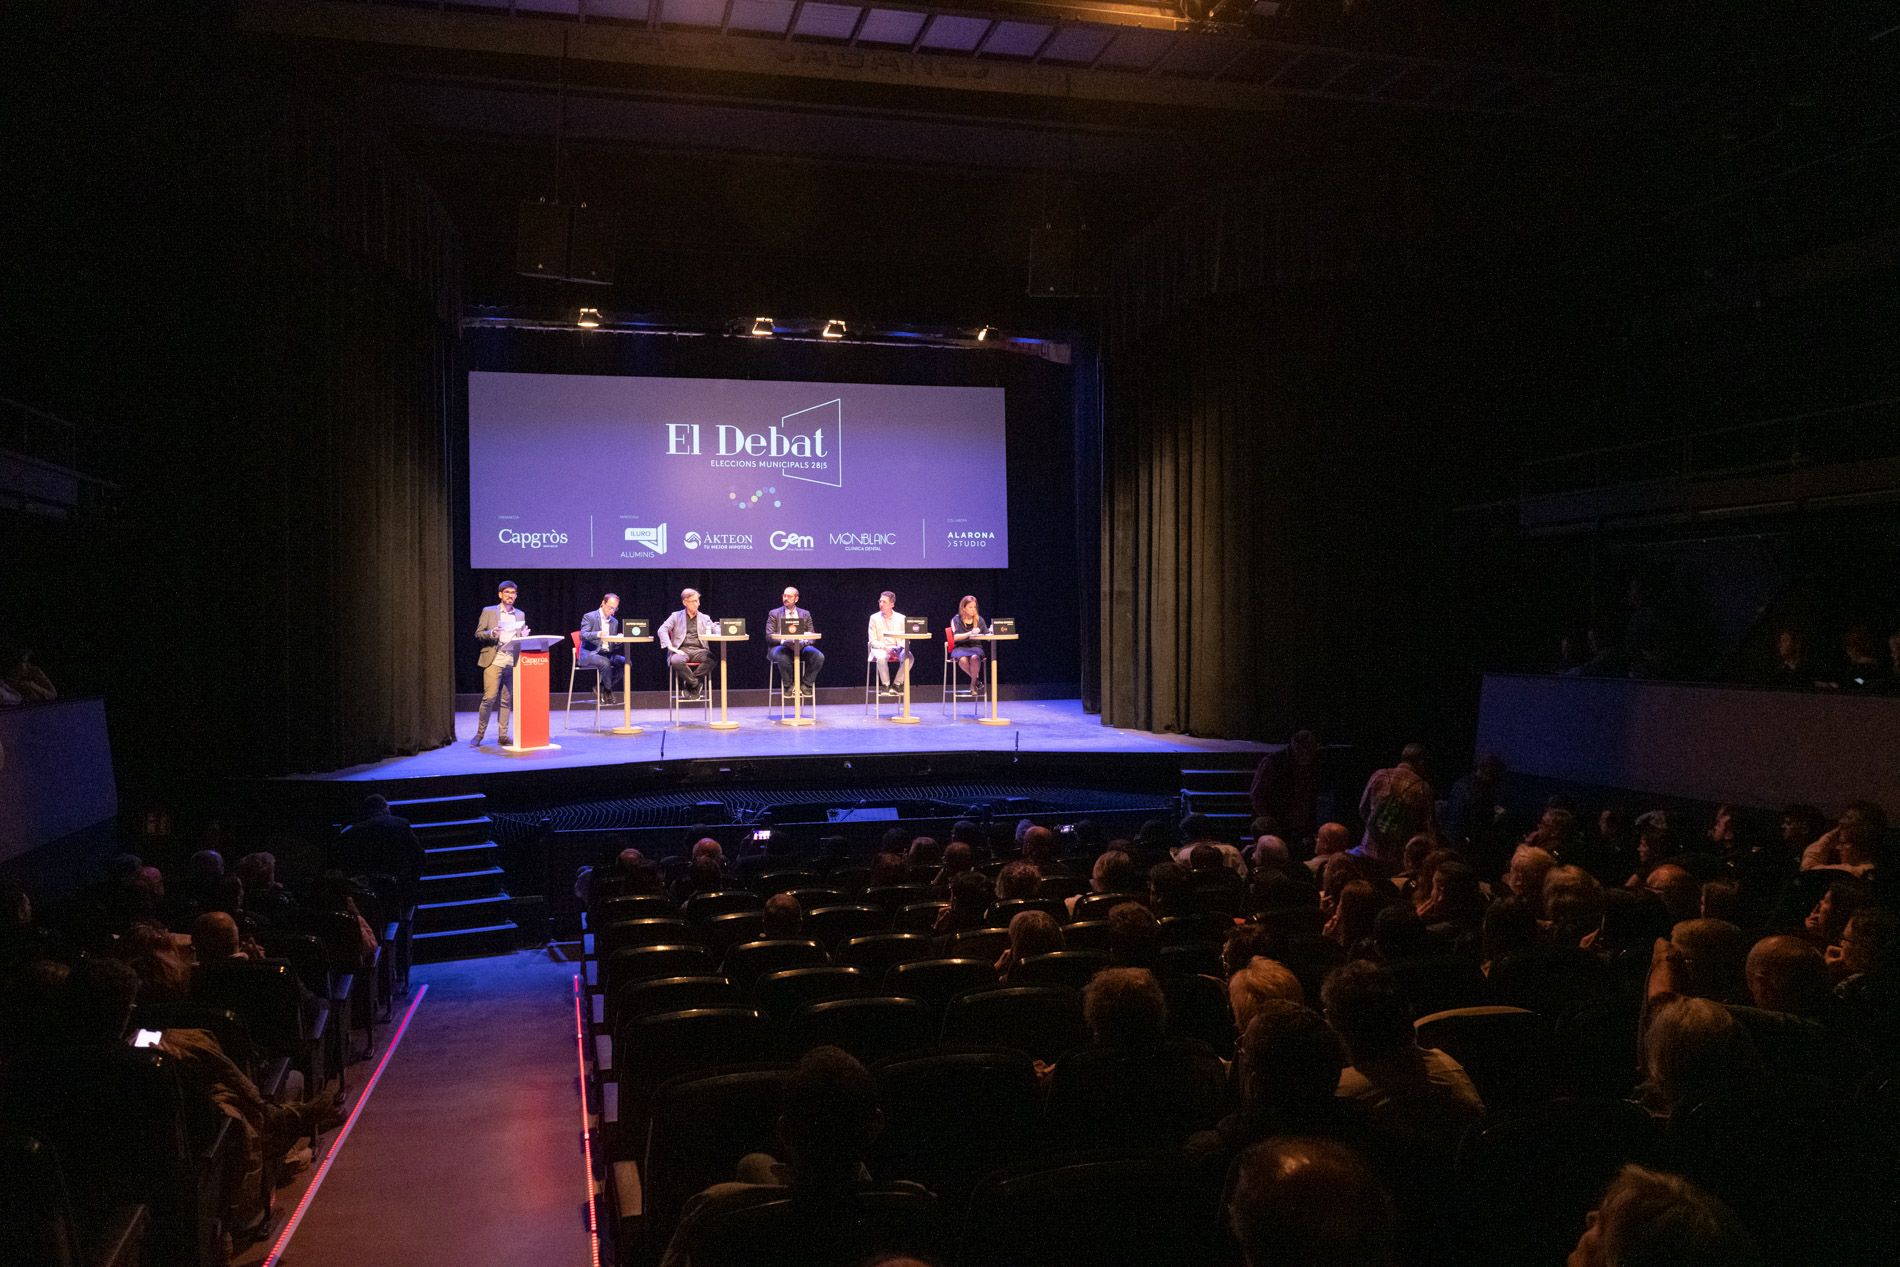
[{"x1": 0, "y1": 883, "x2": 412, "y2": 1267}]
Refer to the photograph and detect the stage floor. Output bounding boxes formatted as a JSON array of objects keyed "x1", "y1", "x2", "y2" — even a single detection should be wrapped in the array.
[{"x1": 291, "y1": 698, "x2": 1266, "y2": 783}]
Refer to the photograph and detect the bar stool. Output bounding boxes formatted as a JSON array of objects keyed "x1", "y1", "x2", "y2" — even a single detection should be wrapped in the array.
[
  {"x1": 565, "y1": 631, "x2": 604, "y2": 732},
  {"x1": 942, "y1": 641, "x2": 982, "y2": 719},
  {"x1": 864, "y1": 649, "x2": 905, "y2": 718},
  {"x1": 667, "y1": 660, "x2": 712, "y2": 727}
]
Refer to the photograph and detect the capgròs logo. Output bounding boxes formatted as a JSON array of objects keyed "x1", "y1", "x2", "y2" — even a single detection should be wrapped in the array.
[
  {"x1": 498, "y1": 528, "x2": 568, "y2": 549},
  {"x1": 770, "y1": 530, "x2": 815, "y2": 551}
]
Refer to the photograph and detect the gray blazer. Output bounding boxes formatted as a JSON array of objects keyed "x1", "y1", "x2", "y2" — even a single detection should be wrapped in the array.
[
  {"x1": 657, "y1": 609, "x2": 716, "y2": 653},
  {"x1": 579, "y1": 607, "x2": 618, "y2": 655},
  {"x1": 474, "y1": 605, "x2": 528, "y2": 669}
]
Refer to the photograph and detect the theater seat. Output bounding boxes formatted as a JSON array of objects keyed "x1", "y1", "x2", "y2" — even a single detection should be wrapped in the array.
[
  {"x1": 1059, "y1": 919, "x2": 1113, "y2": 951},
  {"x1": 592, "y1": 894, "x2": 675, "y2": 927},
  {"x1": 624, "y1": 1066, "x2": 791, "y2": 1256},
  {"x1": 1073, "y1": 892, "x2": 1145, "y2": 920},
  {"x1": 985, "y1": 898, "x2": 1066, "y2": 927},
  {"x1": 834, "y1": 932, "x2": 935, "y2": 977},
  {"x1": 603, "y1": 946, "x2": 718, "y2": 1026},
  {"x1": 804, "y1": 905, "x2": 890, "y2": 947},
  {"x1": 1, "y1": 1127, "x2": 148, "y2": 1267},
  {"x1": 883, "y1": 958, "x2": 997, "y2": 1023},
  {"x1": 949, "y1": 927, "x2": 1010, "y2": 961},
  {"x1": 1387, "y1": 954, "x2": 1490, "y2": 1019},
  {"x1": 1010, "y1": 950, "x2": 1109, "y2": 991},
  {"x1": 700, "y1": 911, "x2": 767, "y2": 956},
  {"x1": 1455, "y1": 1098, "x2": 1660, "y2": 1264},
  {"x1": 861, "y1": 884, "x2": 934, "y2": 913},
  {"x1": 614, "y1": 1009, "x2": 770, "y2": 1141},
  {"x1": 959, "y1": 1149, "x2": 1228, "y2": 1267},
  {"x1": 1414, "y1": 1006, "x2": 1555, "y2": 1109},
  {"x1": 683, "y1": 890, "x2": 765, "y2": 923},
  {"x1": 1044, "y1": 1040, "x2": 1228, "y2": 1149},
  {"x1": 872, "y1": 1048, "x2": 1040, "y2": 1207},
  {"x1": 784, "y1": 997, "x2": 934, "y2": 1063},
  {"x1": 893, "y1": 901, "x2": 946, "y2": 932},
  {"x1": 616, "y1": 976, "x2": 744, "y2": 1026},
  {"x1": 1158, "y1": 973, "x2": 1237, "y2": 1060},
  {"x1": 664, "y1": 1182, "x2": 941, "y2": 1267},
  {"x1": 599, "y1": 918, "x2": 697, "y2": 959},
  {"x1": 1157, "y1": 942, "x2": 1223, "y2": 979},
  {"x1": 943, "y1": 986, "x2": 1088, "y2": 1064},
  {"x1": 723, "y1": 940, "x2": 829, "y2": 993},
  {"x1": 753, "y1": 966, "x2": 867, "y2": 1024}
]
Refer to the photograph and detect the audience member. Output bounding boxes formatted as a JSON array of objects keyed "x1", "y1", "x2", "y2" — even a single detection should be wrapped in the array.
[
  {"x1": 1227, "y1": 1136, "x2": 1396, "y2": 1267},
  {"x1": 1743, "y1": 934, "x2": 1832, "y2": 1017},
  {"x1": 1306, "y1": 822, "x2": 1352, "y2": 877},
  {"x1": 761, "y1": 893, "x2": 803, "y2": 939},
  {"x1": 993, "y1": 860, "x2": 1041, "y2": 903},
  {"x1": 1803, "y1": 877, "x2": 1870, "y2": 944},
  {"x1": 1642, "y1": 864, "x2": 1700, "y2": 924},
  {"x1": 933, "y1": 841, "x2": 975, "y2": 887},
  {"x1": 1568, "y1": 1164, "x2": 1762, "y2": 1267},
  {"x1": 1249, "y1": 729, "x2": 1326, "y2": 842},
  {"x1": 995, "y1": 910, "x2": 1063, "y2": 982},
  {"x1": 1228, "y1": 956, "x2": 1305, "y2": 1032},
  {"x1": 1503, "y1": 844, "x2": 1558, "y2": 916},
  {"x1": 1799, "y1": 801, "x2": 1886, "y2": 877},
  {"x1": 1354, "y1": 744, "x2": 1436, "y2": 871},
  {"x1": 1067, "y1": 848, "x2": 1138, "y2": 917},
  {"x1": 1638, "y1": 996, "x2": 1763, "y2": 1117},
  {"x1": 1544, "y1": 865, "x2": 1606, "y2": 946},
  {"x1": 335, "y1": 793, "x2": 424, "y2": 886},
  {"x1": 1105, "y1": 902, "x2": 1162, "y2": 970}
]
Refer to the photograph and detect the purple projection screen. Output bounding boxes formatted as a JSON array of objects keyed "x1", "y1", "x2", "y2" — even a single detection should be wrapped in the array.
[{"x1": 469, "y1": 372, "x2": 1008, "y2": 569}]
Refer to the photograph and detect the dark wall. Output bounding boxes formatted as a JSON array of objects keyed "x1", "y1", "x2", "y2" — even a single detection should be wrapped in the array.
[{"x1": 451, "y1": 327, "x2": 1083, "y2": 694}]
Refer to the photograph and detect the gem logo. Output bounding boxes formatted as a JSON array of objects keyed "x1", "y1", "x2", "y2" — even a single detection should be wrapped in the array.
[
  {"x1": 623, "y1": 524, "x2": 667, "y2": 554},
  {"x1": 499, "y1": 528, "x2": 569, "y2": 549},
  {"x1": 770, "y1": 530, "x2": 815, "y2": 551},
  {"x1": 683, "y1": 531, "x2": 702, "y2": 550}
]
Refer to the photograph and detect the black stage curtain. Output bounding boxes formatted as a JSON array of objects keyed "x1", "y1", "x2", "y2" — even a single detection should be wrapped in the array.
[{"x1": 453, "y1": 329, "x2": 1080, "y2": 697}]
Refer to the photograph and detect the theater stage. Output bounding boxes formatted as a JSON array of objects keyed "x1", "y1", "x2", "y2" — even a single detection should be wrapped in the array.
[{"x1": 288, "y1": 698, "x2": 1267, "y2": 784}]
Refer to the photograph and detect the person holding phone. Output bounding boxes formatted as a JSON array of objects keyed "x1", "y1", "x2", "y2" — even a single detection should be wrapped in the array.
[
  {"x1": 949, "y1": 594, "x2": 987, "y2": 689},
  {"x1": 471, "y1": 579, "x2": 527, "y2": 746},
  {"x1": 866, "y1": 590, "x2": 912, "y2": 695}
]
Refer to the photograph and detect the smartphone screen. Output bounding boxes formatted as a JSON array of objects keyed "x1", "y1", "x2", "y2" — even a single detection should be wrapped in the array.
[{"x1": 132, "y1": 1028, "x2": 163, "y2": 1048}]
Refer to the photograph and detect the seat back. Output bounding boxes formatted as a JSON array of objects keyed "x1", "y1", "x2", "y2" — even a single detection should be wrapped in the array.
[
  {"x1": 616, "y1": 975, "x2": 744, "y2": 1026},
  {"x1": 884, "y1": 958, "x2": 996, "y2": 1020},
  {"x1": 893, "y1": 900, "x2": 946, "y2": 932},
  {"x1": 683, "y1": 890, "x2": 766, "y2": 923},
  {"x1": 1456, "y1": 1098, "x2": 1660, "y2": 1264},
  {"x1": 1011, "y1": 950, "x2": 1109, "y2": 991},
  {"x1": 1044, "y1": 1041, "x2": 1229, "y2": 1150},
  {"x1": 1388, "y1": 953, "x2": 1490, "y2": 1019},
  {"x1": 592, "y1": 894, "x2": 675, "y2": 927},
  {"x1": 191, "y1": 959, "x2": 308, "y2": 1057},
  {"x1": 820, "y1": 864, "x2": 871, "y2": 895},
  {"x1": 722, "y1": 939, "x2": 828, "y2": 992},
  {"x1": 754, "y1": 966, "x2": 867, "y2": 1023},
  {"x1": 942, "y1": 986, "x2": 1088, "y2": 1064},
  {"x1": 861, "y1": 884, "x2": 933, "y2": 913},
  {"x1": 949, "y1": 927, "x2": 1010, "y2": 961},
  {"x1": 133, "y1": 1001, "x2": 255, "y2": 1071},
  {"x1": 872, "y1": 1048, "x2": 1041, "y2": 1206},
  {"x1": 0, "y1": 1128, "x2": 86, "y2": 1267},
  {"x1": 986, "y1": 898, "x2": 1067, "y2": 926},
  {"x1": 600, "y1": 918, "x2": 697, "y2": 958},
  {"x1": 1074, "y1": 892, "x2": 1145, "y2": 919},
  {"x1": 617, "y1": 1008, "x2": 769, "y2": 1101},
  {"x1": 754, "y1": 868, "x2": 819, "y2": 896},
  {"x1": 1487, "y1": 945, "x2": 1613, "y2": 1021},
  {"x1": 1159, "y1": 912, "x2": 1233, "y2": 945},
  {"x1": 835, "y1": 932, "x2": 935, "y2": 976},
  {"x1": 699, "y1": 911, "x2": 766, "y2": 955},
  {"x1": 804, "y1": 905, "x2": 890, "y2": 948},
  {"x1": 960, "y1": 1149, "x2": 1227, "y2": 1267},
  {"x1": 253, "y1": 928, "x2": 330, "y2": 997},
  {"x1": 1156, "y1": 942, "x2": 1223, "y2": 979},
  {"x1": 1159, "y1": 973, "x2": 1237, "y2": 1060},
  {"x1": 1060, "y1": 919, "x2": 1113, "y2": 951},
  {"x1": 643, "y1": 1067, "x2": 791, "y2": 1237},
  {"x1": 785, "y1": 997, "x2": 934, "y2": 1063},
  {"x1": 673, "y1": 1185, "x2": 940, "y2": 1267},
  {"x1": 604, "y1": 945, "x2": 717, "y2": 1024},
  {"x1": 1414, "y1": 1006, "x2": 1555, "y2": 1108},
  {"x1": 783, "y1": 887, "x2": 847, "y2": 912}
]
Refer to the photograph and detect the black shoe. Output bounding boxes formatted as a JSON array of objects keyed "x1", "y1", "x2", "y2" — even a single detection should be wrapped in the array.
[
  {"x1": 599, "y1": 695, "x2": 620, "y2": 708},
  {"x1": 498, "y1": 735, "x2": 513, "y2": 747}
]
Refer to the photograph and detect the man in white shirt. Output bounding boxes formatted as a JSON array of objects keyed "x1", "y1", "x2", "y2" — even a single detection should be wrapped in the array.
[
  {"x1": 866, "y1": 590, "x2": 912, "y2": 695},
  {"x1": 472, "y1": 580, "x2": 527, "y2": 746},
  {"x1": 657, "y1": 588, "x2": 716, "y2": 700}
]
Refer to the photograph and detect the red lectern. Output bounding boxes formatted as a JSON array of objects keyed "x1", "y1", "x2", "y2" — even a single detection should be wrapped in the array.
[{"x1": 506, "y1": 635, "x2": 566, "y2": 754}]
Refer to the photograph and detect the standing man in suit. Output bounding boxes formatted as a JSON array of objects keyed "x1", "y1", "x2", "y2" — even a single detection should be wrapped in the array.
[
  {"x1": 577, "y1": 592, "x2": 626, "y2": 707},
  {"x1": 658, "y1": 587, "x2": 716, "y2": 700},
  {"x1": 767, "y1": 585, "x2": 824, "y2": 699},
  {"x1": 472, "y1": 579, "x2": 528, "y2": 747}
]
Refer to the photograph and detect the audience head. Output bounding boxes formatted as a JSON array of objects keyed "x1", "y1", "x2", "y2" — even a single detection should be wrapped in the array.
[
  {"x1": 1744, "y1": 934, "x2": 1831, "y2": 1016},
  {"x1": 1697, "y1": 878, "x2": 1743, "y2": 924},
  {"x1": 1328, "y1": 880, "x2": 1383, "y2": 948},
  {"x1": 1371, "y1": 904, "x2": 1430, "y2": 962},
  {"x1": 905, "y1": 836, "x2": 942, "y2": 871},
  {"x1": 1179, "y1": 813, "x2": 1217, "y2": 846},
  {"x1": 134, "y1": 866, "x2": 165, "y2": 900},
  {"x1": 1006, "y1": 910, "x2": 1064, "y2": 961},
  {"x1": 59, "y1": 957, "x2": 142, "y2": 1046},
  {"x1": 235, "y1": 851, "x2": 278, "y2": 891},
  {"x1": 949, "y1": 870, "x2": 991, "y2": 914},
  {"x1": 1635, "y1": 811, "x2": 1676, "y2": 867},
  {"x1": 995, "y1": 860, "x2": 1041, "y2": 902},
  {"x1": 869, "y1": 850, "x2": 909, "y2": 887},
  {"x1": 191, "y1": 911, "x2": 243, "y2": 962},
  {"x1": 362, "y1": 793, "x2": 390, "y2": 817},
  {"x1": 1022, "y1": 826, "x2": 1060, "y2": 870},
  {"x1": 1237, "y1": 1001, "x2": 1345, "y2": 1115},
  {"x1": 1082, "y1": 967, "x2": 1168, "y2": 1048},
  {"x1": 938, "y1": 841, "x2": 975, "y2": 879},
  {"x1": 777, "y1": 1046, "x2": 882, "y2": 1185},
  {"x1": 1569, "y1": 1164, "x2": 1761, "y2": 1267},
  {"x1": 1505, "y1": 845, "x2": 1558, "y2": 912},
  {"x1": 1803, "y1": 877, "x2": 1870, "y2": 943},
  {"x1": 1320, "y1": 961, "x2": 1412, "y2": 1064},
  {"x1": 1830, "y1": 906, "x2": 1897, "y2": 981},
  {"x1": 1643, "y1": 865, "x2": 1700, "y2": 924},
  {"x1": 950, "y1": 819, "x2": 984, "y2": 848},
  {"x1": 116, "y1": 923, "x2": 191, "y2": 1002},
  {"x1": 1223, "y1": 923, "x2": 1278, "y2": 978},
  {"x1": 1667, "y1": 919, "x2": 1749, "y2": 1003},
  {"x1": 1187, "y1": 842, "x2": 1223, "y2": 874},
  {"x1": 1780, "y1": 803, "x2": 1826, "y2": 849},
  {"x1": 1228, "y1": 1137, "x2": 1396, "y2": 1267},
  {"x1": 1399, "y1": 742, "x2": 1427, "y2": 772},
  {"x1": 762, "y1": 893, "x2": 803, "y2": 938},
  {"x1": 1642, "y1": 997, "x2": 1763, "y2": 1113},
  {"x1": 1091, "y1": 849, "x2": 1138, "y2": 896},
  {"x1": 1229, "y1": 957, "x2": 1305, "y2": 1031},
  {"x1": 1426, "y1": 860, "x2": 1485, "y2": 926},
  {"x1": 689, "y1": 837, "x2": 725, "y2": 868},
  {"x1": 1833, "y1": 800, "x2": 1887, "y2": 867},
  {"x1": 1313, "y1": 823, "x2": 1351, "y2": 859},
  {"x1": 1147, "y1": 860, "x2": 1188, "y2": 913},
  {"x1": 1545, "y1": 865, "x2": 1607, "y2": 945},
  {"x1": 1599, "y1": 888, "x2": 1672, "y2": 954},
  {"x1": 186, "y1": 849, "x2": 225, "y2": 886},
  {"x1": 1251, "y1": 835, "x2": 1291, "y2": 871},
  {"x1": 1106, "y1": 901, "x2": 1161, "y2": 969},
  {"x1": 1482, "y1": 895, "x2": 1540, "y2": 965}
]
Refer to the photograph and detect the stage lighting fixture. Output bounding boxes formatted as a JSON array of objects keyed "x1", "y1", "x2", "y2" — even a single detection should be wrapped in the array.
[
  {"x1": 576, "y1": 307, "x2": 602, "y2": 328},
  {"x1": 751, "y1": 316, "x2": 775, "y2": 337},
  {"x1": 822, "y1": 319, "x2": 847, "y2": 339},
  {"x1": 976, "y1": 325, "x2": 993, "y2": 341}
]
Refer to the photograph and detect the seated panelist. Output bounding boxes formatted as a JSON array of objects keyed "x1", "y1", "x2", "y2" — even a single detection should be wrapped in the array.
[
  {"x1": 867, "y1": 590, "x2": 913, "y2": 692},
  {"x1": 767, "y1": 585, "x2": 824, "y2": 698}
]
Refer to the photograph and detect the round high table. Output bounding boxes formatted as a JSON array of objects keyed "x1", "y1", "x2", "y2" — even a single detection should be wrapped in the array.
[
  {"x1": 884, "y1": 631, "x2": 935, "y2": 724},
  {"x1": 771, "y1": 631, "x2": 822, "y2": 727},
  {"x1": 965, "y1": 631, "x2": 1019, "y2": 726},
  {"x1": 601, "y1": 632, "x2": 655, "y2": 736},
  {"x1": 704, "y1": 632, "x2": 749, "y2": 730}
]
